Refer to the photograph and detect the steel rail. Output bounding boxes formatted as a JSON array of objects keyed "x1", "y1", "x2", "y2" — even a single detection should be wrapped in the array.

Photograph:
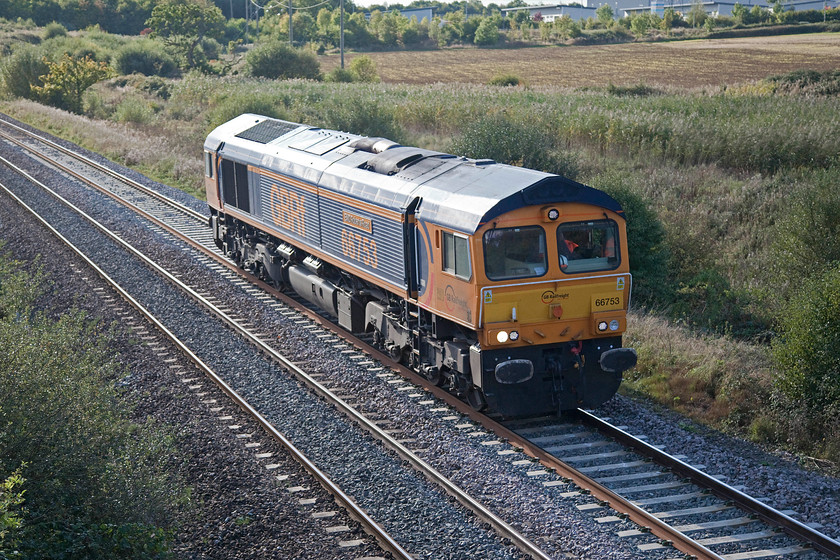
[
  {"x1": 0, "y1": 147, "x2": 555, "y2": 560},
  {"x1": 474, "y1": 426, "x2": 726, "y2": 559},
  {"x1": 0, "y1": 116, "x2": 206, "y2": 223},
  {"x1": 0, "y1": 155, "x2": 414, "y2": 560},
  {"x1": 576, "y1": 409, "x2": 840, "y2": 557}
]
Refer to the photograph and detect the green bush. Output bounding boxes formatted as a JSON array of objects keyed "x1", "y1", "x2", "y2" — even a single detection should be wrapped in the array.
[
  {"x1": 246, "y1": 41, "x2": 321, "y2": 80},
  {"x1": 0, "y1": 256, "x2": 186, "y2": 559},
  {"x1": 113, "y1": 40, "x2": 178, "y2": 77},
  {"x1": 40, "y1": 34, "x2": 114, "y2": 65},
  {"x1": 474, "y1": 17, "x2": 500, "y2": 45},
  {"x1": 31, "y1": 53, "x2": 114, "y2": 114},
  {"x1": 0, "y1": 44, "x2": 48, "y2": 99},
  {"x1": 672, "y1": 268, "x2": 750, "y2": 333},
  {"x1": 593, "y1": 177, "x2": 672, "y2": 309},
  {"x1": 450, "y1": 112, "x2": 578, "y2": 178},
  {"x1": 42, "y1": 21, "x2": 67, "y2": 40},
  {"x1": 488, "y1": 73, "x2": 522, "y2": 86},
  {"x1": 113, "y1": 95, "x2": 155, "y2": 124},
  {"x1": 606, "y1": 82, "x2": 660, "y2": 97},
  {"x1": 141, "y1": 75, "x2": 173, "y2": 99},
  {"x1": 772, "y1": 167, "x2": 840, "y2": 284},
  {"x1": 768, "y1": 68, "x2": 840, "y2": 96},
  {"x1": 325, "y1": 67, "x2": 354, "y2": 83},
  {"x1": 317, "y1": 89, "x2": 402, "y2": 140},
  {"x1": 348, "y1": 55, "x2": 379, "y2": 83},
  {"x1": 0, "y1": 466, "x2": 25, "y2": 555},
  {"x1": 772, "y1": 267, "x2": 840, "y2": 413}
]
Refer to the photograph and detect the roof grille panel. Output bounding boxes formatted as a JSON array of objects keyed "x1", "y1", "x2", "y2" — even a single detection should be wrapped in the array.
[{"x1": 236, "y1": 119, "x2": 299, "y2": 144}]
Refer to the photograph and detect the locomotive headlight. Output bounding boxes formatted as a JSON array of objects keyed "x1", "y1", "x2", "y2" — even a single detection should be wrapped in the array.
[
  {"x1": 597, "y1": 321, "x2": 609, "y2": 332},
  {"x1": 547, "y1": 208, "x2": 559, "y2": 220},
  {"x1": 496, "y1": 331, "x2": 509, "y2": 343},
  {"x1": 509, "y1": 331, "x2": 520, "y2": 341}
]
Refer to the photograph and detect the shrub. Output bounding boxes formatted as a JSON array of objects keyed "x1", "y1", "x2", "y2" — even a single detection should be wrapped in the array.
[
  {"x1": 246, "y1": 41, "x2": 321, "y2": 80},
  {"x1": 593, "y1": 176, "x2": 672, "y2": 309},
  {"x1": 0, "y1": 466, "x2": 25, "y2": 554},
  {"x1": 606, "y1": 82, "x2": 660, "y2": 96},
  {"x1": 772, "y1": 267, "x2": 840, "y2": 413},
  {"x1": 349, "y1": 55, "x2": 379, "y2": 83},
  {"x1": 768, "y1": 68, "x2": 840, "y2": 96},
  {"x1": 672, "y1": 268, "x2": 751, "y2": 333},
  {"x1": 31, "y1": 53, "x2": 114, "y2": 114},
  {"x1": 319, "y1": 89, "x2": 402, "y2": 139},
  {"x1": 450, "y1": 112, "x2": 578, "y2": 177},
  {"x1": 0, "y1": 44, "x2": 48, "y2": 99},
  {"x1": 474, "y1": 18, "x2": 500, "y2": 46},
  {"x1": 207, "y1": 89, "x2": 290, "y2": 129},
  {"x1": 113, "y1": 96, "x2": 155, "y2": 124},
  {"x1": 772, "y1": 167, "x2": 840, "y2": 286},
  {"x1": 141, "y1": 75, "x2": 173, "y2": 99},
  {"x1": 42, "y1": 22, "x2": 67, "y2": 40},
  {"x1": 0, "y1": 256, "x2": 186, "y2": 559},
  {"x1": 113, "y1": 40, "x2": 179, "y2": 77},
  {"x1": 325, "y1": 67, "x2": 354, "y2": 83},
  {"x1": 488, "y1": 73, "x2": 522, "y2": 87}
]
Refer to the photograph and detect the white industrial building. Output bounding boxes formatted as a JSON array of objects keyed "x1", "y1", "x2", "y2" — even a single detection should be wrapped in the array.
[{"x1": 503, "y1": 0, "x2": 834, "y2": 20}]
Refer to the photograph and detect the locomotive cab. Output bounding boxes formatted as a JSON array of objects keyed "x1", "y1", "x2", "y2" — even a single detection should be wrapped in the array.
[{"x1": 470, "y1": 203, "x2": 636, "y2": 416}]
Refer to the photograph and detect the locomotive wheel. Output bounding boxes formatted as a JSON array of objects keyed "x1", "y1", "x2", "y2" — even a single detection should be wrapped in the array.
[
  {"x1": 387, "y1": 343, "x2": 402, "y2": 361},
  {"x1": 423, "y1": 366, "x2": 445, "y2": 387},
  {"x1": 466, "y1": 386, "x2": 487, "y2": 411}
]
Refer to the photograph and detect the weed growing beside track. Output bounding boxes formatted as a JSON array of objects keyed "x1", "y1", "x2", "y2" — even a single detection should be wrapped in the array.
[{"x1": 0, "y1": 253, "x2": 187, "y2": 558}]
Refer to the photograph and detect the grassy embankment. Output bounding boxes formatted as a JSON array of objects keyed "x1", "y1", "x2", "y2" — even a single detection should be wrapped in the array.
[
  {"x1": 0, "y1": 255, "x2": 187, "y2": 556},
  {"x1": 2, "y1": 35, "x2": 840, "y2": 466}
]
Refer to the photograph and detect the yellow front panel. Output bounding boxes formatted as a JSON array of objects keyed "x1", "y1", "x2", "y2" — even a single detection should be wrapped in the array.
[
  {"x1": 483, "y1": 279, "x2": 626, "y2": 323},
  {"x1": 480, "y1": 275, "x2": 630, "y2": 348}
]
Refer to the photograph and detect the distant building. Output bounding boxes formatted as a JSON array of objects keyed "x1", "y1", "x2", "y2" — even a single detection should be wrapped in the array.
[
  {"x1": 365, "y1": 7, "x2": 434, "y2": 22},
  {"x1": 400, "y1": 7, "x2": 434, "y2": 22},
  {"x1": 506, "y1": 0, "x2": 833, "y2": 20},
  {"x1": 623, "y1": 0, "x2": 827, "y2": 16},
  {"x1": 501, "y1": 4, "x2": 597, "y2": 21}
]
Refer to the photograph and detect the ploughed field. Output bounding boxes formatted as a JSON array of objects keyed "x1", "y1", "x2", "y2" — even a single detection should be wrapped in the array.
[{"x1": 319, "y1": 32, "x2": 840, "y2": 88}]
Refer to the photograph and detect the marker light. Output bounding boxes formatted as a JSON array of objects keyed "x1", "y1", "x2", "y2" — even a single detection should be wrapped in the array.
[
  {"x1": 509, "y1": 331, "x2": 520, "y2": 341},
  {"x1": 496, "y1": 331, "x2": 509, "y2": 343},
  {"x1": 609, "y1": 320, "x2": 620, "y2": 331},
  {"x1": 597, "y1": 321, "x2": 609, "y2": 332}
]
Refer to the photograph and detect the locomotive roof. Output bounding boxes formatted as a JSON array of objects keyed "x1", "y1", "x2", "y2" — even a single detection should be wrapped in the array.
[{"x1": 205, "y1": 114, "x2": 624, "y2": 234}]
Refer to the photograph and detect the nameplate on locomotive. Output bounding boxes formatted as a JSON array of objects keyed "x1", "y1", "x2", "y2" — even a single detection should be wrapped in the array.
[{"x1": 342, "y1": 210, "x2": 372, "y2": 233}]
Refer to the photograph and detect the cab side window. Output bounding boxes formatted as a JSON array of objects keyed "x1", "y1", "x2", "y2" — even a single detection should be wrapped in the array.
[
  {"x1": 442, "y1": 231, "x2": 471, "y2": 280},
  {"x1": 204, "y1": 152, "x2": 214, "y2": 178}
]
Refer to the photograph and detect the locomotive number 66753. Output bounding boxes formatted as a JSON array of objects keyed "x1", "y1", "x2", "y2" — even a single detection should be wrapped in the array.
[{"x1": 204, "y1": 114, "x2": 637, "y2": 417}]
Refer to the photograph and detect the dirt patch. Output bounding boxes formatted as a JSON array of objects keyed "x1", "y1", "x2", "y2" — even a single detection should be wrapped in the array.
[{"x1": 319, "y1": 32, "x2": 840, "y2": 88}]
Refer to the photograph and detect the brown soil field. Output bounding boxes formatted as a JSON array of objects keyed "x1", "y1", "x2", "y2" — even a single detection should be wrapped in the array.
[{"x1": 318, "y1": 32, "x2": 840, "y2": 88}]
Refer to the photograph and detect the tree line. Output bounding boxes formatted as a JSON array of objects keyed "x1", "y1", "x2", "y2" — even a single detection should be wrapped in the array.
[{"x1": 4, "y1": 0, "x2": 837, "y2": 51}]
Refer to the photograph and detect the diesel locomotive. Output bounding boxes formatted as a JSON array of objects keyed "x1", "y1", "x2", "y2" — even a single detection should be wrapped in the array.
[{"x1": 204, "y1": 114, "x2": 637, "y2": 417}]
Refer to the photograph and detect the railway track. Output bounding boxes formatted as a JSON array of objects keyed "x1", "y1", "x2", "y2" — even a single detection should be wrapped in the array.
[
  {"x1": 1, "y1": 114, "x2": 838, "y2": 560},
  {"x1": 0, "y1": 115, "x2": 547, "y2": 559},
  {"x1": 0, "y1": 143, "x2": 412, "y2": 560},
  {"x1": 501, "y1": 412, "x2": 839, "y2": 559}
]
